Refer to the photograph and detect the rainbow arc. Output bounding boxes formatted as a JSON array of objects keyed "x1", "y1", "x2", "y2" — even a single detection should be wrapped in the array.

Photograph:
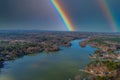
[
  {"x1": 99, "y1": 0, "x2": 118, "y2": 32},
  {"x1": 51, "y1": 0, "x2": 118, "y2": 32},
  {"x1": 51, "y1": 0, "x2": 74, "y2": 31}
]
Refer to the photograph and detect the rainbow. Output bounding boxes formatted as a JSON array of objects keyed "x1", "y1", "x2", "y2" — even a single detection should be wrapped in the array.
[
  {"x1": 98, "y1": 0, "x2": 118, "y2": 32},
  {"x1": 51, "y1": 0, "x2": 74, "y2": 31}
]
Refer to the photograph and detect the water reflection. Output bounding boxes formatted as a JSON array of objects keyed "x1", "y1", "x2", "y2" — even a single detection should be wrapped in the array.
[{"x1": 0, "y1": 40, "x2": 96, "y2": 80}]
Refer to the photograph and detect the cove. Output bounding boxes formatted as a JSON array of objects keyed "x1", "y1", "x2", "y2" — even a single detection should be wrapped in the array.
[{"x1": 0, "y1": 40, "x2": 96, "y2": 80}]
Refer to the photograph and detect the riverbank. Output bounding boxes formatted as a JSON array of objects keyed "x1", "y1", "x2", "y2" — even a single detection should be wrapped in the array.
[
  {"x1": 0, "y1": 39, "x2": 95, "y2": 80},
  {"x1": 0, "y1": 31, "x2": 120, "y2": 80},
  {"x1": 78, "y1": 36, "x2": 120, "y2": 80},
  {"x1": 0, "y1": 32, "x2": 89, "y2": 66}
]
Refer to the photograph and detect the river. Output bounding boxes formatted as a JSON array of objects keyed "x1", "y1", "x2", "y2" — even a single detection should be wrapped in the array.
[{"x1": 0, "y1": 40, "x2": 96, "y2": 80}]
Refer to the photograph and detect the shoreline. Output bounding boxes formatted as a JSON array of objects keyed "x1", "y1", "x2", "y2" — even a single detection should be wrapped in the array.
[
  {"x1": 0, "y1": 39, "x2": 84, "y2": 68},
  {"x1": 78, "y1": 36, "x2": 120, "y2": 80}
]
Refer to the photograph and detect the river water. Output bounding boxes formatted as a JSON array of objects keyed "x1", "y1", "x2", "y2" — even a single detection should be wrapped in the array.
[{"x1": 0, "y1": 40, "x2": 96, "y2": 80}]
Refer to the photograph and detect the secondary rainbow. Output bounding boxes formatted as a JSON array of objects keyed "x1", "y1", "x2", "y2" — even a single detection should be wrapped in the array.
[
  {"x1": 99, "y1": 0, "x2": 118, "y2": 32},
  {"x1": 51, "y1": 0, "x2": 74, "y2": 31}
]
